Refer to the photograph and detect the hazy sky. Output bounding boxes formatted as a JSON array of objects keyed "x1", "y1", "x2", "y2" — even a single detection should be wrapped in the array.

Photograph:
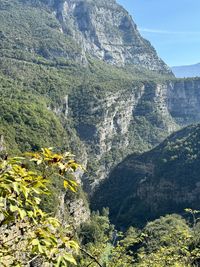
[{"x1": 117, "y1": 0, "x2": 200, "y2": 66}]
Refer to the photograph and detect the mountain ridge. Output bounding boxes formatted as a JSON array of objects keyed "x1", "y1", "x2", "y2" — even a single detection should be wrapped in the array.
[{"x1": 172, "y1": 63, "x2": 200, "y2": 78}]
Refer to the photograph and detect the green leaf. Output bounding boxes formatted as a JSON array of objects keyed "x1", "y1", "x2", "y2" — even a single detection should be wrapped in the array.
[
  {"x1": 21, "y1": 185, "x2": 29, "y2": 199},
  {"x1": 31, "y1": 239, "x2": 40, "y2": 246},
  {"x1": 63, "y1": 253, "x2": 77, "y2": 265},
  {"x1": 10, "y1": 205, "x2": 18, "y2": 212},
  {"x1": 55, "y1": 255, "x2": 62, "y2": 267},
  {"x1": 19, "y1": 209, "x2": 27, "y2": 219},
  {"x1": 13, "y1": 182, "x2": 20, "y2": 195}
]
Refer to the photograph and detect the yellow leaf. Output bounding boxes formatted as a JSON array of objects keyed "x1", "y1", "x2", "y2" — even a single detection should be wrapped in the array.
[
  {"x1": 68, "y1": 184, "x2": 77, "y2": 193},
  {"x1": 19, "y1": 209, "x2": 27, "y2": 219},
  {"x1": 10, "y1": 205, "x2": 18, "y2": 212},
  {"x1": 63, "y1": 180, "x2": 69, "y2": 189},
  {"x1": 63, "y1": 253, "x2": 77, "y2": 265}
]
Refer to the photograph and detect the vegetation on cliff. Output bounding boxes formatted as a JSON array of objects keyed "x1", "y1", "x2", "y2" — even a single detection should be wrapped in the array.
[
  {"x1": 92, "y1": 124, "x2": 200, "y2": 228},
  {"x1": 0, "y1": 0, "x2": 177, "y2": 189}
]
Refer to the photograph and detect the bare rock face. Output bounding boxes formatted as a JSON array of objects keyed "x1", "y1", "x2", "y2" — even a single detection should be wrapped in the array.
[
  {"x1": 48, "y1": 0, "x2": 172, "y2": 74},
  {"x1": 167, "y1": 79, "x2": 200, "y2": 124},
  {"x1": 56, "y1": 192, "x2": 90, "y2": 227},
  {"x1": 68, "y1": 78, "x2": 200, "y2": 190}
]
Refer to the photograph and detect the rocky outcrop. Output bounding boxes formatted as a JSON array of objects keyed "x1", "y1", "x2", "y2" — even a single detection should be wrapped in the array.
[
  {"x1": 45, "y1": 0, "x2": 172, "y2": 74},
  {"x1": 57, "y1": 192, "x2": 90, "y2": 227},
  {"x1": 69, "y1": 83, "x2": 165, "y2": 187}
]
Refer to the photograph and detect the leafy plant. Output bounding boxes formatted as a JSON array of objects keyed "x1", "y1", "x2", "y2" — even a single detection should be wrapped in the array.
[{"x1": 0, "y1": 148, "x2": 82, "y2": 266}]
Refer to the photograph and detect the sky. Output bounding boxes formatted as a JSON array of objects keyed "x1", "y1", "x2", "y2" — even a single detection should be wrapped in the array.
[{"x1": 117, "y1": 0, "x2": 200, "y2": 66}]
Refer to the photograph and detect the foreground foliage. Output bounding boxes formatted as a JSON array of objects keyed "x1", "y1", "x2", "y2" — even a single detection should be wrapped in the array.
[{"x1": 0, "y1": 148, "x2": 81, "y2": 266}]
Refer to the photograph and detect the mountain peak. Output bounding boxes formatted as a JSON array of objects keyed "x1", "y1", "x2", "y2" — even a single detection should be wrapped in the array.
[
  {"x1": 52, "y1": 0, "x2": 172, "y2": 74},
  {"x1": 19, "y1": 0, "x2": 172, "y2": 74}
]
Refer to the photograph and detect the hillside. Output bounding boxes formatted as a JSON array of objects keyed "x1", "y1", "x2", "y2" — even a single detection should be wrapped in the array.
[
  {"x1": 1, "y1": 1, "x2": 200, "y2": 266},
  {"x1": 92, "y1": 124, "x2": 200, "y2": 228},
  {"x1": 172, "y1": 63, "x2": 200, "y2": 78},
  {"x1": 1, "y1": 0, "x2": 200, "y2": 193}
]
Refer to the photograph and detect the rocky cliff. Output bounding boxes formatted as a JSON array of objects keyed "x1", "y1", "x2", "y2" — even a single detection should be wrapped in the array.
[
  {"x1": 26, "y1": 0, "x2": 172, "y2": 74},
  {"x1": 68, "y1": 78, "x2": 200, "y2": 189},
  {"x1": 91, "y1": 124, "x2": 200, "y2": 228},
  {"x1": 1, "y1": 0, "x2": 200, "y2": 190},
  {"x1": 167, "y1": 79, "x2": 200, "y2": 124}
]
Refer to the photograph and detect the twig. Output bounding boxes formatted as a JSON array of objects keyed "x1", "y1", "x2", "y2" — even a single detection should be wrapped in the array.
[
  {"x1": 86, "y1": 261, "x2": 94, "y2": 267},
  {"x1": 80, "y1": 248, "x2": 103, "y2": 267},
  {"x1": 27, "y1": 255, "x2": 40, "y2": 265}
]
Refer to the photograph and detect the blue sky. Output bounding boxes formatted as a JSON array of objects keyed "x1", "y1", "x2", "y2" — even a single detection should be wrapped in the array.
[{"x1": 117, "y1": 0, "x2": 200, "y2": 66}]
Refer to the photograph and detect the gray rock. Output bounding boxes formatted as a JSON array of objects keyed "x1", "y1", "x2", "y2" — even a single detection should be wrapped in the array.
[
  {"x1": 46, "y1": 0, "x2": 172, "y2": 74},
  {"x1": 69, "y1": 78, "x2": 200, "y2": 190}
]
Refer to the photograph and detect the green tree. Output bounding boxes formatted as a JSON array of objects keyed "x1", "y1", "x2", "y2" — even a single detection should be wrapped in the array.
[
  {"x1": 107, "y1": 227, "x2": 141, "y2": 267},
  {"x1": 78, "y1": 210, "x2": 114, "y2": 266},
  {"x1": 137, "y1": 214, "x2": 192, "y2": 267}
]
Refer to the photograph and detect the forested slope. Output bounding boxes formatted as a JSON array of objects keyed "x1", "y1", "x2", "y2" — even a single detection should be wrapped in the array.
[{"x1": 92, "y1": 124, "x2": 200, "y2": 227}]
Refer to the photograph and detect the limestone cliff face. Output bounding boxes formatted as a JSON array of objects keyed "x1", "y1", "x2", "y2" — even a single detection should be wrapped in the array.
[
  {"x1": 56, "y1": 192, "x2": 90, "y2": 227},
  {"x1": 68, "y1": 78, "x2": 200, "y2": 189},
  {"x1": 167, "y1": 79, "x2": 200, "y2": 124},
  {"x1": 2, "y1": 0, "x2": 200, "y2": 230},
  {"x1": 47, "y1": 0, "x2": 172, "y2": 74}
]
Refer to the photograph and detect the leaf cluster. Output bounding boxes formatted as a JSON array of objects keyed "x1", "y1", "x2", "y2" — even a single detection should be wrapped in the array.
[{"x1": 0, "y1": 148, "x2": 82, "y2": 266}]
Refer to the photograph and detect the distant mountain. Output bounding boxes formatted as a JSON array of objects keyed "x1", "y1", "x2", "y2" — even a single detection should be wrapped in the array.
[
  {"x1": 92, "y1": 124, "x2": 200, "y2": 228},
  {"x1": 172, "y1": 63, "x2": 200, "y2": 78}
]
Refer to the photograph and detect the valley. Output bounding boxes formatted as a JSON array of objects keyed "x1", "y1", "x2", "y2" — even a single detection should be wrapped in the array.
[{"x1": 1, "y1": 0, "x2": 200, "y2": 266}]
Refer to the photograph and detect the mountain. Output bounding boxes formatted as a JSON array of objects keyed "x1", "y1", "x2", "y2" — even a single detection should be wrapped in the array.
[
  {"x1": 0, "y1": 0, "x2": 173, "y2": 183},
  {"x1": 2, "y1": 1, "x2": 200, "y2": 265},
  {"x1": 1, "y1": 0, "x2": 200, "y2": 194},
  {"x1": 92, "y1": 124, "x2": 200, "y2": 228},
  {"x1": 0, "y1": 0, "x2": 177, "y2": 224},
  {"x1": 22, "y1": 0, "x2": 172, "y2": 74},
  {"x1": 172, "y1": 63, "x2": 200, "y2": 78}
]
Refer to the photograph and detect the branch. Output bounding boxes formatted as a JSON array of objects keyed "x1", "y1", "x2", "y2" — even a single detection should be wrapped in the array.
[
  {"x1": 80, "y1": 248, "x2": 103, "y2": 267},
  {"x1": 86, "y1": 261, "x2": 95, "y2": 267},
  {"x1": 27, "y1": 255, "x2": 40, "y2": 265}
]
